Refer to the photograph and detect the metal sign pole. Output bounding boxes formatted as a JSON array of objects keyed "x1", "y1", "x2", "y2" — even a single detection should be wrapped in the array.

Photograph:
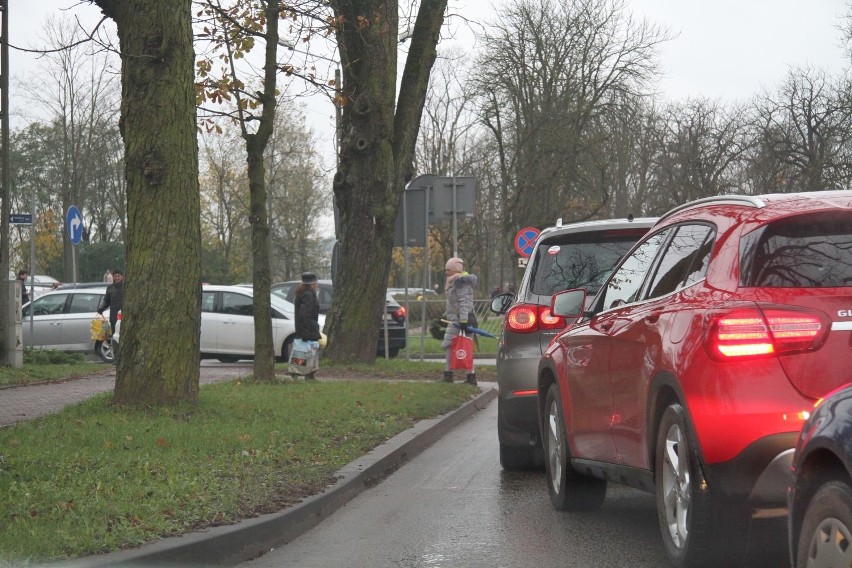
[{"x1": 452, "y1": 175, "x2": 458, "y2": 257}]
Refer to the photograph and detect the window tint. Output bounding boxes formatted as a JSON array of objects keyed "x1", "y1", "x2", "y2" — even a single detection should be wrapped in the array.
[
  {"x1": 317, "y1": 286, "x2": 333, "y2": 312},
  {"x1": 647, "y1": 225, "x2": 714, "y2": 299},
  {"x1": 601, "y1": 230, "x2": 670, "y2": 309},
  {"x1": 741, "y1": 212, "x2": 852, "y2": 287},
  {"x1": 222, "y1": 292, "x2": 253, "y2": 316},
  {"x1": 202, "y1": 292, "x2": 216, "y2": 313},
  {"x1": 30, "y1": 294, "x2": 67, "y2": 316},
  {"x1": 531, "y1": 231, "x2": 647, "y2": 297},
  {"x1": 68, "y1": 293, "x2": 104, "y2": 314}
]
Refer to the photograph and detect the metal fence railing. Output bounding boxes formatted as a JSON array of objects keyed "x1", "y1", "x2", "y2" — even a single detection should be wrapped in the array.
[{"x1": 394, "y1": 297, "x2": 504, "y2": 357}]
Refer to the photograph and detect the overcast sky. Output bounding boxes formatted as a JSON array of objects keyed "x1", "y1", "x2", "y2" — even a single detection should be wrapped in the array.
[{"x1": 7, "y1": 0, "x2": 851, "y2": 122}]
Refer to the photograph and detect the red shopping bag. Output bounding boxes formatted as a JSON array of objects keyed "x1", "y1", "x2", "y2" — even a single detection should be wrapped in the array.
[{"x1": 450, "y1": 333, "x2": 474, "y2": 371}]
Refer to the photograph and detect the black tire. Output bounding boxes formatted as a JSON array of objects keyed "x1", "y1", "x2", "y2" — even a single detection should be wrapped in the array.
[
  {"x1": 655, "y1": 403, "x2": 740, "y2": 568},
  {"x1": 796, "y1": 480, "x2": 852, "y2": 568},
  {"x1": 95, "y1": 339, "x2": 114, "y2": 363},
  {"x1": 217, "y1": 356, "x2": 240, "y2": 363},
  {"x1": 388, "y1": 347, "x2": 400, "y2": 359},
  {"x1": 543, "y1": 383, "x2": 606, "y2": 511},
  {"x1": 499, "y1": 442, "x2": 537, "y2": 471}
]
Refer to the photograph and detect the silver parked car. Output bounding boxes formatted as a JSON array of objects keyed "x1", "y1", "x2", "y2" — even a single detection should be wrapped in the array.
[
  {"x1": 489, "y1": 216, "x2": 656, "y2": 470},
  {"x1": 22, "y1": 284, "x2": 114, "y2": 362}
]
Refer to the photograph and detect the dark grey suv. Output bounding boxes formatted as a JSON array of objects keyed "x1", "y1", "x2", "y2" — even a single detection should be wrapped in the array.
[{"x1": 490, "y1": 216, "x2": 656, "y2": 470}]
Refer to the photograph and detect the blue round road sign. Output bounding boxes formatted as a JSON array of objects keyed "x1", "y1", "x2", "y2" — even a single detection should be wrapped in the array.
[
  {"x1": 514, "y1": 227, "x2": 540, "y2": 257},
  {"x1": 66, "y1": 206, "x2": 84, "y2": 245}
]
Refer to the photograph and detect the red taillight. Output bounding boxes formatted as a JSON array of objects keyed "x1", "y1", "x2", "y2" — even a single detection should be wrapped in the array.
[
  {"x1": 706, "y1": 307, "x2": 827, "y2": 360},
  {"x1": 505, "y1": 304, "x2": 566, "y2": 333},
  {"x1": 117, "y1": 311, "x2": 123, "y2": 321},
  {"x1": 394, "y1": 306, "x2": 406, "y2": 319}
]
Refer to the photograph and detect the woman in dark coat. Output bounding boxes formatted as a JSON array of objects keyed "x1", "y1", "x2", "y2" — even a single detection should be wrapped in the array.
[{"x1": 293, "y1": 272, "x2": 321, "y2": 379}]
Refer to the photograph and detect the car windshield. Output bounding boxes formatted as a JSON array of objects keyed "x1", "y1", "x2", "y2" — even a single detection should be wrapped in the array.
[
  {"x1": 270, "y1": 294, "x2": 295, "y2": 315},
  {"x1": 530, "y1": 233, "x2": 644, "y2": 297},
  {"x1": 740, "y1": 212, "x2": 852, "y2": 287}
]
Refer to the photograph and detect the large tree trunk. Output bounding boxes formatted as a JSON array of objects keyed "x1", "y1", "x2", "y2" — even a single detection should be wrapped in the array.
[
  {"x1": 93, "y1": 0, "x2": 202, "y2": 405},
  {"x1": 324, "y1": 0, "x2": 446, "y2": 363}
]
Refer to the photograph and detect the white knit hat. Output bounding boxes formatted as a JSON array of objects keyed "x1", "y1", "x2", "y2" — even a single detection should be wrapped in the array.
[{"x1": 445, "y1": 257, "x2": 464, "y2": 272}]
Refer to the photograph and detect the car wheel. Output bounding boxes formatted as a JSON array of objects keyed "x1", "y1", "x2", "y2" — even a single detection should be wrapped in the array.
[
  {"x1": 796, "y1": 480, "x2": 852, "y2": 568},
  {"x1": 499, "y1": 442, "x2": 536, "y2": 471},
  {"x1": 543, "y1": 383, "x2": 606, "y2": 511},
  {"x1": 655, "y1": 403, "x2": 737, "y2": 568},
  {"x1": 217, "y1": 356, "x2": 240, "y2": 363},
  {"x1": 95, "y1": 339, "x2": 114, "y2": 363},
  {"x1": 388, "y1": 347, "x2": 400, "y2": 359}
]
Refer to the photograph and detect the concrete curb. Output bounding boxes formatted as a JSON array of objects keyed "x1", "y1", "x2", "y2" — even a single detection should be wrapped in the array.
[{"x1": 54, "y1": 385, "x2": 498, "y2": 568}]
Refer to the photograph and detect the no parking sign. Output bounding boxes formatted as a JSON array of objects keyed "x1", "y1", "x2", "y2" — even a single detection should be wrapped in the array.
[{"x1": 514, "y1": 227, "x2": 540, "y2": 258}]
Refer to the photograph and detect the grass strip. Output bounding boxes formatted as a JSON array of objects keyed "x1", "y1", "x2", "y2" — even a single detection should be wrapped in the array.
[{"x1": 0, "y1": 379, "x2": 476, "y2": 564}]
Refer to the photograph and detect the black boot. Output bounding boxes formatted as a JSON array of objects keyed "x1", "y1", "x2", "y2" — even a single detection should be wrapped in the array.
[
  {"x1": 465, "y1": 373, "x2": 477, "y2": 386},
  {"x1": 442, "y1": 371, "x2": 454, "y2": 382}
]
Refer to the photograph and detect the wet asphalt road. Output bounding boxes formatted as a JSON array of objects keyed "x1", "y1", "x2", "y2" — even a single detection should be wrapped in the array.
[
  {"x1": 240, "y1": 398, "x2": 678, "y2": 568},
  {"x1": 239, "y1": 396, "x2": 790, "y2": 568}
]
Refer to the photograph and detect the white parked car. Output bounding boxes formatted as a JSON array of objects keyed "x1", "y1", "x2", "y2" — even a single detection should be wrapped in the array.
[
  {"x1": 113, "y1": 284, "x2": 321, "y2": 362},
  {"x1": 22, "y1": 284, "x2": 114, "y2": 362}
]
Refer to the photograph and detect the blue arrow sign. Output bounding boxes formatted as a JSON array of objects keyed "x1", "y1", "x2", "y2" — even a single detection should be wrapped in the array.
[{"x1": 66, "y1": 206, "x2": 84, "y2": 245}]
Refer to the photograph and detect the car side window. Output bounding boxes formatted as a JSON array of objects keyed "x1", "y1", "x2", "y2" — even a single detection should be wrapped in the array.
[
  {"x1": 202, "y1": 292, "x2": 216, "y2": 313},
  {"x1": 600, "y1": 230, "x2": 670, "y2": 310},
  {"x1": 68, "y1": 293, "x2": 103, "y2": 314},
  {"x1": 222, "y1": 292, "x2": 253, "y2": 316},
  {"x1": 318, "y1": 287, "x2": 333, "y2": 311},
  {"x1": 646, "y1": 225, "x2": 714, "y2": 299},
  {"x1": 31, "y1": 294, "x2": 68, "y2": 316}
]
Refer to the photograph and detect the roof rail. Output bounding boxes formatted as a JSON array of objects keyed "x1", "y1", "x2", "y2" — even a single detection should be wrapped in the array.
[{"x1": 657, "y1": 194, "x2": 766, "y2": 224}]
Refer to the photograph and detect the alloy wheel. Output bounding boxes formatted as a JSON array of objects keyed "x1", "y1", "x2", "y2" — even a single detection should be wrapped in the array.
[
  {"x1": 662, "y1": 422, "x2": 691, "y2": 549},
  {"x1": 803, "y1": 517, "x2": 852, "y2": 567},
  {"x1": 547, "y1": 398, "x2": 563, "y2": 495}
]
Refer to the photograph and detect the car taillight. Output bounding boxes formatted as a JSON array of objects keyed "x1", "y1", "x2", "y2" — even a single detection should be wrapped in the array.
[
  {"x1": 393, "y1": 306, "x2": 406, "y2": 319},
  {"x1": 117, "y1": 311, "x2": 123, "y2": 321},
  {"x1": 706, "y1": 307, "x2": 827, "y2": 360},
  {"x1": 505, "y1": 303, "x2": 566, "y2": 333}
]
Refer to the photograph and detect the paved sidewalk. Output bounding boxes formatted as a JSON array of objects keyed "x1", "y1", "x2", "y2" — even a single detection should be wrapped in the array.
[{"x1": 0, "y1": 363, "x2": 255, "y2": 427}]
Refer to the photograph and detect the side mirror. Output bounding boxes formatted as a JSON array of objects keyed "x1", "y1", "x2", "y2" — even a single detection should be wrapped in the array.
[
  {"x1": 551, "y1": 289, "x2": 586, "y2": 318},
  {"x1": 490, "y1": 292, "x2": 514, "y2": 315}
]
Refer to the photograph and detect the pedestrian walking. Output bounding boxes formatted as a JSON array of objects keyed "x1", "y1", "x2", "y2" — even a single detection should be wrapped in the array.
[
  {"x1": 97, "y1": 268, "x2": 124, "y2": 337},
  {"x1": 103, "y1": 269, "x2": 113, "y2": 283},
  {"x1": 17, "y1": 269, "x2": 29, "y2": 306},
  {"x1": 441, "y1": 257, "x2": 478, "y2": 385},
  {"x1": 292, "y1": 271, "x2": 322, "y2": 380}
]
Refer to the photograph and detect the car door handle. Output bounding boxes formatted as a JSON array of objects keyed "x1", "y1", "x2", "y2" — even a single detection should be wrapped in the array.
[{"x1": 50, "y1": 322, "x2": 62, "y2": 326}]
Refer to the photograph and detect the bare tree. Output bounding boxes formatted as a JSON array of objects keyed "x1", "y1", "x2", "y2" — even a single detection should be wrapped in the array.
[
  {"x1": 20, "y1": 15, "x2": 122, "y2": 281},
  {"x1": 88, "y1": 0, "x2": 203, "y2": 405},
  {"x1": 751, "y1": 67, "x2": 852, "y2": 193},
  {"x1": 472, "y1": 0, "x2": 666, "y2": 248},
  {"x1": 322, "y1": 0, "x2": 450, "y2": 363},
  {"x1": 650, "y1": 98, "x2": 750, "y2": 208}
]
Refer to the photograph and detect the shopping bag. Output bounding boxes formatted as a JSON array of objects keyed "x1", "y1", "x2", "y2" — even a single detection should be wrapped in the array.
[
  {"x1": 90, "y1": 315, "x2": 111, "y2": 342},
  {"x1": 449, "y1": 333, "x2": 474, "y2": 371},
  {"x1": 288, "y1": 338, "x2": 320, "y2": 375}
]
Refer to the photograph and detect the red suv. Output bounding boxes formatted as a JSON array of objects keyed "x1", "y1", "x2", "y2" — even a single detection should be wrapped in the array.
[{"x1": 538, "y1": 191, "x2": 852, "y2": 568}]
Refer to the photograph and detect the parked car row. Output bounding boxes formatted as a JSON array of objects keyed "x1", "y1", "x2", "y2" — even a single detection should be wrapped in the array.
[
  {"x1": 492, "y1": 191, "x2": 852, "y2": 568},
  {"x1": 113, "y1": 284, "x2": 320, "y2": 363},
  {"x1": 272, "y1": 279, "x2": 407, "y2": 358}
]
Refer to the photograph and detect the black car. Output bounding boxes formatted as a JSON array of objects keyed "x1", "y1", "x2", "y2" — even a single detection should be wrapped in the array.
[
  {"x1": 788, "y1": 383, "x2": 852, "y2": 568},
  {"x1": 271, "y1": 279, "x2": 407, "y2": 357}
]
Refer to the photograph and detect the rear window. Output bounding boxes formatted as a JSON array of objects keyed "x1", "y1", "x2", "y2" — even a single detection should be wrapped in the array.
[
  {"x1": 530, "y1": 231, "x2": 646, "y2": 297},
  {"x1": 740, "y1": 212, "x2": 852, "y2": 287}
]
